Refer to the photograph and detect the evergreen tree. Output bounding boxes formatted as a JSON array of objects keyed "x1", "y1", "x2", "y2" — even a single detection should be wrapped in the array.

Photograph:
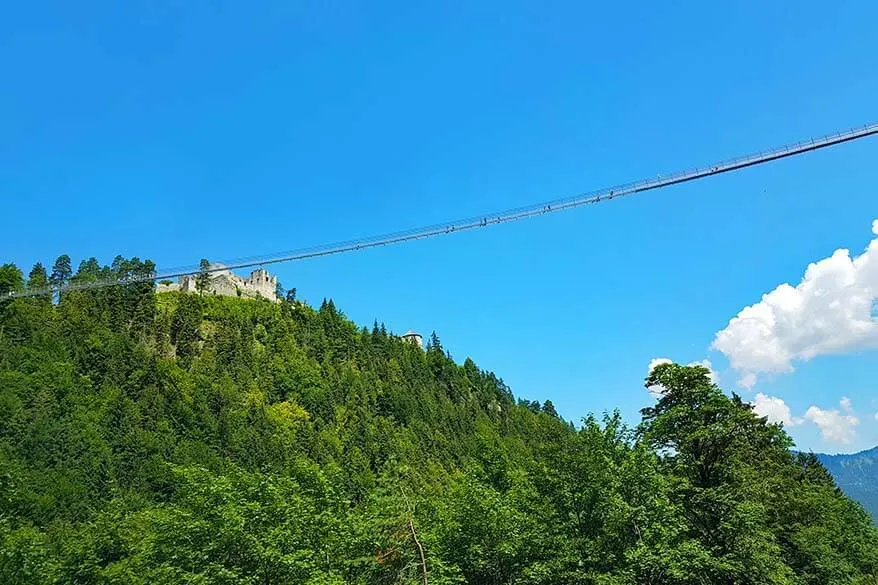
[
  {"x1": 428, "y1": 331, "x2": 442, "y2": 352},
  {"x1": 27, "y1": 263, "x2": 49, "y2": 289},
  {"x1": 0, "y1": 263, "x2": 23, "y2": 296},
  {"x1": 49, "y1": 254, "x2": 72, "y2": 289},
  {"x1": 195, "y1": 258, "x2": 211, "y2": 296},
  {"x1": 74, "y1": 258, "x2": 102, "y2": 282}
]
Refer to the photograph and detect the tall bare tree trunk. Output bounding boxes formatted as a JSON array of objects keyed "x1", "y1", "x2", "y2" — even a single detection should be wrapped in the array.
[{"x1": 408, "y1": 518, "x2": 428, "y2": 585}]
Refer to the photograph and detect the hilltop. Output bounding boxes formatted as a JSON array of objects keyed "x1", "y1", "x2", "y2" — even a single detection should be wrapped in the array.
[{"x1": 0, "y1": 255, "x2": 877, "y2": 584}]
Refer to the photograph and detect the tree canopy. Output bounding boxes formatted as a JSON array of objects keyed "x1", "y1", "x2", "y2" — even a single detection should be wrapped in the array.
[{"x1": 0, "y1": 255, "x2": 875, "y2": 584}]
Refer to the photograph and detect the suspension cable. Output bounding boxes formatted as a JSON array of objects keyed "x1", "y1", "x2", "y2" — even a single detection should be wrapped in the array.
[{"x1": 6, "y1": 122, "x2": 877, "y2": 299}]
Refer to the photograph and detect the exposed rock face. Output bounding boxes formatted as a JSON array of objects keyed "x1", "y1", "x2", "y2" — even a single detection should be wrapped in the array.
[{"x1": 157, "y1": 265, "x2": 277, "y2": 301}]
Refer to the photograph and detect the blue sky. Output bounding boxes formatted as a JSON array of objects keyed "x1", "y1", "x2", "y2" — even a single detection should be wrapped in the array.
[{"x1": 2, "y1": 1, "x2": 876, "y2": 453}]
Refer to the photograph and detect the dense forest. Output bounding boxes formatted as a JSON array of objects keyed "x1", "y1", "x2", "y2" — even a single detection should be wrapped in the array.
[{"x1": 1, "y1": 256, "x2": 877, "y2": 584}]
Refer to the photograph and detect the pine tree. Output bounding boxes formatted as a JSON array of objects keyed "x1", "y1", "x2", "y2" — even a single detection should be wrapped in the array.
[
  {"x1": 428, "y1": 331, "x2": 442, "y2": 352},
  {"x1": 75, "y1": 258, "x2": 102, "y2": 282},
  {"x1": 49, "y1": 254, "x2": 72, "y2": 289},
  {"x1": 195, "y1": 258, "x2": 211, "y2": 296},
  {"x1": 0, "y1": 263, "x2": 23, "y2": 296},
  {"x1": 27, "y1": 263, "x2": 49, "y2": 289}
]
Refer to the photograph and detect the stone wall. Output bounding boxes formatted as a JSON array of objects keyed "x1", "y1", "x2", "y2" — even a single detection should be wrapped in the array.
[
  {"x1": 401, "y1": 332, "x2": 423, "y2": 349},
  {"x1": 156, "y1": 265, "x2": 278, "y2": 302}
]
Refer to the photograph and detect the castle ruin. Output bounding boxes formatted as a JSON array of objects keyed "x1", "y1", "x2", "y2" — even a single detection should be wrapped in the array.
[{"x1": 156, "y1": 265, "x2": 278, "y2": 302}]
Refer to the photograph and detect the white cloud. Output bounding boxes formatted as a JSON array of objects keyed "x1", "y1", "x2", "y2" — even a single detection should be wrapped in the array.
[
  {"x1": 646, "y1": 357, "x2": 718, "y2": 398},
  {"x1": 804, "y1": 398, "x2": 860, "y2": 444},
  {"x1": 739, "y1": 373, "x2": 757, "y2": 390},
  {"x1": 752, "y1": 393, "x2": 802, "y2": 427},
  {"x1": 874, "y1": 411, "x2": 878, "y2": 422},
  {"x1": 712, "y1": 220, "x2": 878, "y2": 387},
  {"x1": 750, "y1": 394, "x2": 867, "y2": 446},
  {"x1": 647, "y1": 357, "x2": 673, "y2": 374}
]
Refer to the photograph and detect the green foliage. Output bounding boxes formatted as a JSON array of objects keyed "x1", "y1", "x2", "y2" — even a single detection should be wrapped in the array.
[
  {"x1": 0, "y1": 263, "x2": 23, "y2": 296},
  {"x1": 0, "y1": 256, "x2": 875, "y2": 584},
  {"x1": 26, "y1": 263, "x2": 48, "y2": 290},
  {"x1": 196, "y1": 258, "x2": 211, "y2": 296},
  {"x1": 49, "y1": 254, "x2": 72, "y2": 290},
  {"x1": 817, "y1": 447, "x2": 878, "y2": 523}
]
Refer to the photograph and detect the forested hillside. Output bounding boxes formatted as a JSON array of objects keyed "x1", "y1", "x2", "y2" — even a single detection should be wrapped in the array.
[
  {"x1": 817, "y1": 447, "x2": 878, "y2": 523},
  {"x1": 1, "y1": 256, "x2": 877, "y2": 584}
]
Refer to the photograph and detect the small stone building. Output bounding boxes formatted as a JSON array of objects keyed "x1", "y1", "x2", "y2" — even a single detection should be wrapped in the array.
[{"x1": 401, "y1": 330, "x2": 423, "y2": 348}]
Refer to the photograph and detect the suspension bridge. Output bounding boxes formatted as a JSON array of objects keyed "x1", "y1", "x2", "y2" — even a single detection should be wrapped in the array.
[{"x1": 6, "y1": 122, "x2": 878, "y2": 299}]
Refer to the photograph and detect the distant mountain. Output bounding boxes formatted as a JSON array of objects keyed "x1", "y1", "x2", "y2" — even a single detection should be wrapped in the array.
[{"x1": 816, "y1": 447, "x2": 878, "y2": 522}]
